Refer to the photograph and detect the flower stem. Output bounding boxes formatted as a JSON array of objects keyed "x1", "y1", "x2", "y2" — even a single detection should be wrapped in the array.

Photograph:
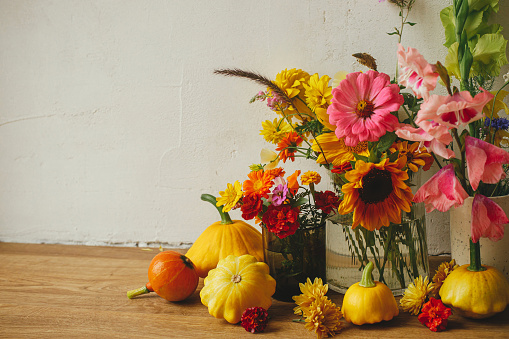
[{"x1": 467, "y1": 238, "x2": 486, "y2": 272}]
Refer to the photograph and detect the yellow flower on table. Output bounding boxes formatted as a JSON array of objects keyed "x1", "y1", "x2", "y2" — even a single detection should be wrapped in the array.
[
  {"x1": 304, "y1": 296, "x2": 343, "y2": 339},
  {"x1": 293, "y1": 277, "x2": 328, "y2": 316},
  {"x1": 430, "y1": 259, "x2": 459, "y2": 297},
  {"x1": 400, "y1": 275, "x2": 434, "y2": 315}
]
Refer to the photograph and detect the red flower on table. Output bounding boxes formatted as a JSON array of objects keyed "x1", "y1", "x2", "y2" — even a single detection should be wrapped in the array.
[
  {"x1": 241, "y1": 307, "x2": 269, "y2": 333},
  {"x1": 417, "y1": 297, "x2": 452, "y2": 332}
]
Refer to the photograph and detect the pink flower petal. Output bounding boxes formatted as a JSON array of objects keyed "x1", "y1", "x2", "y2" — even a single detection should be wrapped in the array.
[
  {"x1": 465, "y1": 136, "x2": 509, "y2": 191},
  {"x1": 413, "y1": 164, "x2": 468, "y2": 212},
  {"x1": 471, "y1": 194, "x2": 509, "y2": 243}
]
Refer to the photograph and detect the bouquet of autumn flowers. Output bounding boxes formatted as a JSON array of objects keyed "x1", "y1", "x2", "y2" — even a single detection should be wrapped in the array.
[{"x1": 216, "y1": 168, "x2": 341, "y2": 240}]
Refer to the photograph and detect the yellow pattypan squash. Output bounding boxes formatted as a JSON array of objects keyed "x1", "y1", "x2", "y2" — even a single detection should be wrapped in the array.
[
  {"x1": 440, "y1": 264, "x2": 509, "y2": 318},
  {"x1": 185, "y1": 194, "x2": 264, "y2": 278},
  {"x1": 200, "y1": 254, "x2": 276, "y2": 324},
  {"x1": 342, "y1": 261, "x2": 399, "y2": 325}
]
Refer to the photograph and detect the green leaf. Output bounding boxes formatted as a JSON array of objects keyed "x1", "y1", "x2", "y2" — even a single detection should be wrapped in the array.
[
  {"x1": 387, "y1": 31, "x2": 399, "y2": 36},
  {"x1": 440, "y1": 6, "x2": 457, "y2": 48},
  {"x1": 353, "y1": 154, "x2": 369, "y2": 162},
  {"x1": 471, "y1": 33, "x2": 508, "y2": 77},
  {"x1": 377, "y1": 132, "x2": 397, "y2": 153},
  {"x1": 467, "y1": 0, "x2": 499, "y2": 13},
  {"x1": 405, "y1": 22, "x2": 417, "y2": 26},
  {"x1": 293, "y1": 197, "x2": 308, "y2": 207}
]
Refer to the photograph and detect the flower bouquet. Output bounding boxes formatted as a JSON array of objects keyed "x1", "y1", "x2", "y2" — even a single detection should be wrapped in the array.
[{"x1": 216, "y1": 168, "x2": 341, "y2": 301}]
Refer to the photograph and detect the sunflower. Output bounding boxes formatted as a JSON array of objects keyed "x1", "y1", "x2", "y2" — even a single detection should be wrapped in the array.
[
  {"x1": 400, "y1": 276, "x2": 434, "y2": 315},
  {"x1": 337, "y1": 157, "x2": 413, "y2": 231},
  {"x1": 243, "y1": 170, "x2": 274, "y2": 198},
  {"x1": 260, "y1": 118, "x2": 293, "y2": 144},
  {"x1": 216, "y1": 181, "x2": 243, "y2": 213},
  {"x1": 276, "y1": 132, "x2": 303, "y2": 162},
  {"x1": 389, "y1": 141, "x2": 433, "y2": 172},
  {"x1": 311, "y1": 132, "x2": 369, "y2": 167}
]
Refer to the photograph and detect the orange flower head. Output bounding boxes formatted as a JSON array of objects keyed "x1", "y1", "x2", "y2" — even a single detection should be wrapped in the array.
[
  {"x1": 265, "y1": 167, "x2": 286, "y2": 179},
  {"x1": 243, "y1": 170, "x2": 274, "y2": 198},
  {"x1": 287, "y1": 170, "x2": 301, "y2": 195},
  {"x1": 276, "y1": 132, "x2": 303, "y2": 163}
]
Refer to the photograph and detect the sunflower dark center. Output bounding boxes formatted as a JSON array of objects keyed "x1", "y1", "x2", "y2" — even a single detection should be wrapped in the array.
[
  {"x1": 359, "y1": 168, "x2": 393, "y2": 204},
  {"x1": 356, "y1": 100, "x2": 375, "y2": 118}
]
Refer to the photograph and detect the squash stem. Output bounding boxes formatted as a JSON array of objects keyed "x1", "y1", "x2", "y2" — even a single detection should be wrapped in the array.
[
  {"x1": 468, "y1": 238, "x2": 486, "y2": 272},
  {"x1": 127, "y1": 286, "x2": 151, "y2": 299},
  {"x1": 359, "y1": 261, "x2": 376, "y2": 288},
  {"x1": 201, "y1": 193, "x2": 233, "y2": 225}
]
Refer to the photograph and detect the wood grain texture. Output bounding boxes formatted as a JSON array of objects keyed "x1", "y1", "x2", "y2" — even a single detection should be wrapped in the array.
[{"x1": 1, "y1": 242, "x2": 508, "y2": 338}]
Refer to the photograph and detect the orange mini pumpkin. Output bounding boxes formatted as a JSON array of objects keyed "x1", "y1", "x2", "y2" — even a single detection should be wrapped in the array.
[{"x1": 127, "y1": 250, "x2": 199, "y2": 302}]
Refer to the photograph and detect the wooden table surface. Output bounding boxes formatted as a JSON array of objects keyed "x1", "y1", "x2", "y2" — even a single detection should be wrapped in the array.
[{"x1": 1, "y1": 242, "x2": 508, "y2": 338}]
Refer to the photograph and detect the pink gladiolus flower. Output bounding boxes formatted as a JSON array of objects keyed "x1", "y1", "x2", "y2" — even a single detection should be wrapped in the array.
[
  {"x1": 395, "y1": 122, "x2": 455, "y2": 159},
  {"x1": 413, "y1": 164, "x2": 469, "y2": 212},
  {"x1": 471, "y1": 194, "x2": 509, "y2": 243},
  {"x1": 416, "y1": 89, "x2": 494, "y2": 128},
  {"x1": 327, "y1": 70, "x2": 403, "y2": 146},
  {"x1": 465, "y1": 136, "x2": 509, "y2": 191},
  {"x1": 397, "y1": 44, "x2": 439, "y2": 100}
]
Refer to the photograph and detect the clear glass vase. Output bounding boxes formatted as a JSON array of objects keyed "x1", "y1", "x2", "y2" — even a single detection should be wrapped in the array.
[
  {"x1": 262, "y1": 223, "x2": 326, "y2": 302},
  {"x1": 326, "y1": 201, "x2": 428, "y2": 295}
]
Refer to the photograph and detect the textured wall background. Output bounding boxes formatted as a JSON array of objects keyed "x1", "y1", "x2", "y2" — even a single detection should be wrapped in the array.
[{"x1": 1, "y1": 0, "x2": 507, "y2": 254}]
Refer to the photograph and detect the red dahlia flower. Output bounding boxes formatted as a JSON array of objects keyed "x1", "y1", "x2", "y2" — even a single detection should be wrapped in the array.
[{"x1": 314, "y1": 191, "x2": 341, "y2": 214}]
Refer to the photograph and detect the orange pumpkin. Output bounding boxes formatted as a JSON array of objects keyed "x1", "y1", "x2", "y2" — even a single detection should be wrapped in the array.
[{"x1": 127, "y1": 250, "x2": 199, "y2": 302}]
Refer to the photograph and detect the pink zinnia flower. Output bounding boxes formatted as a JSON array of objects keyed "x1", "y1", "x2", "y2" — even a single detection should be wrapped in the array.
[
  {"x1": 416, "y1": 89, "x2": 494, "y2": 128},
  {"x1": 465, "y1": 136, "x2": 509, "y2": 191},
  {"x1": 395, "y1": 122, "x2": 455, "y2": 159},
  {"x1": 471, "y1": 194, "x2": 509, "y2": 243},
  {"x1": 413, "y1": 164, "x2": 469, "y2": 212},
  {"x1": 397, "y1": 44, "x2": 439, "y2": 100},
  {"x1": 270, "y1": 184, "x2": 288, "y2": 206},
  {"x1": 327, "y1": 70, "x2": 403, "y2": 146}
]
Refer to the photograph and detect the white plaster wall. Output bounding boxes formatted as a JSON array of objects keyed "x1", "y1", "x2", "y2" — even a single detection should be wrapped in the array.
[{"x1": 0, "y1": 0, "x2": 507, "y2": 254}]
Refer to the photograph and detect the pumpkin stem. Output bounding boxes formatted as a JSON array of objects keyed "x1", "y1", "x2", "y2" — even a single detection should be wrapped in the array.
[
  {"x1": 468, "y1": 238, "x2": 486, "y2": 272},
  {"x1": 127, "y1": 285, "x2": 151, "y2": 299},
  {"x1": 201, "y1": 194, "x2": 233, "y2": 225},
  {"x1": 359, "y1": 261, "x2": 376, "y2": 288}
]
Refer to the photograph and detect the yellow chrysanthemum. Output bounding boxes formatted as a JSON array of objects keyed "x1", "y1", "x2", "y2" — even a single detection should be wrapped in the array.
[
  {"x1": 303, "y1": 73, "x2": 332, "y2": 112},
  {"x1": 400, "y1": 276, "x2": 434, "y2": 315},
  {"x1": 260, "y1": 118, "x2": 293, "y2": 144},
  {"x1": 293, "y1": 277, "x2": 329, "y2": 316},
  {"x1": 271, "y1": 68, "x2": 312, "y2": 121},
  {"x1": 311, "y1": 133, "x2": 369, "y2": 167},
  {"x1": 430, "y1": 259, "x2": 459, "y2": 297},
  {"x1": 389, "y1": 141, "x2": 433, "y2": 172},
  {"x1": 304, "y1": 296, "x2": 343, "y2": 339},
  {"x1": 337, "y1": 158, "x2": 414, "y2": 231},
  {"x1": 301, "y1": 171, "x2": 322, "y2": 185},
  {"x1": 216, "y1": 181, "x2": 243, "y2": 213}
]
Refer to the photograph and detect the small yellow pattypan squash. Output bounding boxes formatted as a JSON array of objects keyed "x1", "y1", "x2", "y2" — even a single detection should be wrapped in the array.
[
  {"x1": 440, "y1": 240, "x2": 509, "y2": 318},
  {"x1": 342, "y1": 262, "x2": 399, "y2": 325},
  {"x1": 200, "y1": 254, "x2": 276, "y2": 324},
  {"x1": 185, "y1": 194, "x2": 264, "y2": 278}
]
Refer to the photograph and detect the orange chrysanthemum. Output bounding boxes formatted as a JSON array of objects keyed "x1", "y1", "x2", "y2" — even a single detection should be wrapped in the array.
[
  {"x1": 243, "y1": 170, "x2": 274, "y2": 198},
  {"x1": 276, "y1": 132, "x2": 303, "y2": 163},
  {"x1": 337, "y1": 157, "x2": 414, "y2": 231},
  {"x1": 265, "y1": 167, "x2": 286, "y2": 179}
]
